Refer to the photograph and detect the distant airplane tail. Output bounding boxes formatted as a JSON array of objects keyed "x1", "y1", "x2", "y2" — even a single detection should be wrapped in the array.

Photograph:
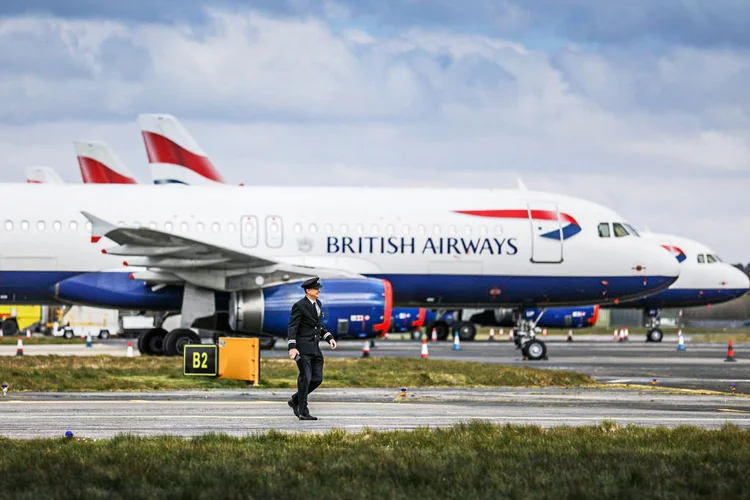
[
  {"x1": 74, "y1": 141, "x2": 138, "y2": 184},
  {"x1": 138, "y1": 114, "x2": 226, "y2": 185},
  {"x1": 26, "y1": 166, "x2": 65, "y2": 184}
]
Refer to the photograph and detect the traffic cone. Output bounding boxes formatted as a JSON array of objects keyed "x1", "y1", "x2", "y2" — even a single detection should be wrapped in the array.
[
  {"x1": 624, "y1": 329, "x2": 629, "y2": 341},
  {"x1": 725, "y1": 340, "x2": 736, "y2": 362},
  {"x1": 618, "y1": 329, "x2": 625, "y2": 342},
  {"x1": 542, "y1": 328, "x2": 548, "y2": 338},
  {"x1": 677, "y1": 331, "x2": 685, "y2": 351},
  {"x1": 86, "y1": 334, "x2": 93, "y2": 348},
  {"x1": 16, "y1": 336, "x2": 23, "y2": 356},
  {"x1": 361, "y1": 340, "x2": 371, "y2": 358},
  {"x1": 431, "y1": 328, "x2": 437, "y2": 342},
  {"x1": 126, "y1": 341, "x2": 134, "y2": 358},
  {"x1": 567, "y1": 329, "x2": 573, "y2": 342},
  {"x1": 2, "y1": 382, "x2": 7, "y2": 397},
  {"x1": 420, "y1": 337, "x2": 429, "y2": 359},
  {"x1": 614, "y1": 329, "x2": 619, "y2": 341},
  {"x1": 499, "y1": 328, "x2": 504, "y2": 337},
  {"x1": 0, "y1": 328, "x2": 4, "y2": 338},
  {"x1": 509, "y1": 330, "x2": 514, "y2": 340},
  {"x1": 489, "y1": 328, "x2": 495, "y2": 341},
  {"x1": 453, "y1": 331, "x2": 461, "y2": 351},
  {"x1": 25, "y1": 329, "x2": 31, "y2": 338}
]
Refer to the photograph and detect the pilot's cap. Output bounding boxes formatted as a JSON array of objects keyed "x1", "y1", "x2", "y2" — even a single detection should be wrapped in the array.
[{"x1": 301, "y1": 277, "x2": 322, "y2": 290}]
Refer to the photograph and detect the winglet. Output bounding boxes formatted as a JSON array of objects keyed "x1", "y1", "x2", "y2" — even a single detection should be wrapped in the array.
[
  {"x1": 81, "y1": 211, "x2": 117, "y2": 243},
  {"x1": 517, "y1": 177, "x2": 527, "y2": 191}
]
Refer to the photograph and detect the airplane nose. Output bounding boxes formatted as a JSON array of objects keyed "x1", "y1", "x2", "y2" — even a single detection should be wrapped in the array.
[
  {"x1": 632, "y1": 242, "x2": 681, "y2": 291},
  {"x1": 724, "y1": 265, "x2": 750, "y2": 298}
]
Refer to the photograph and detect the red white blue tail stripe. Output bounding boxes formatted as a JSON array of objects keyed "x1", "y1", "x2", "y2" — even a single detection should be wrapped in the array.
[{"x1": 454, "y1": 209, "x2": 582, "y2": 240}]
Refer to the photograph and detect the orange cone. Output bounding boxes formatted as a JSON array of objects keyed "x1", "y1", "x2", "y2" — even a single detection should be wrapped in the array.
[
  {"x1": 25, "y1": 329, "x2": 31, "y2": 339},
  {"x1": 499, "y1": 328, "x2": 504, "y2": 337},
  {"x1": 624, "y1": 329, "x2": 629, "y2": 341},
  {"x1": 489, "y1": 328, "x2": 495, "y2": 341},
  {"x1": 618, "y1": 329, "x2": 625, "y2": 342},
  {"x1": 567, "y1": 329, "x2": 573, "y2": 342},
  {"x1": 361, "y1": 340, "x2": 371, "y2": 358},
  {"x1": 16, "y1": 335, "x2": 24, "y2": 356},
  {"x1": 126, "y1": 341, "x2": 134, "y2": 358},
  {"x1": 614, "y1": 329, "x2": 619, "y2": 341},
  {"x1": 431, "y1": 328, "x2": 437, "y2": 342},
  {"x1": 542, "y1": 328, "x2": 548, "y2": 338},
  {"x1": 725, "y1": 340, "x2": 736, "y2": 362},
  {"x1": 420, "y1": 337, "x2": 429, "y2": 359}
]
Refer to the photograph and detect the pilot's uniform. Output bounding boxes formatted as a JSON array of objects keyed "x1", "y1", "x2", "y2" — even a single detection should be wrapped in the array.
[{"x1": 287, "y1": 277, "x2": 334, "y2": 418}]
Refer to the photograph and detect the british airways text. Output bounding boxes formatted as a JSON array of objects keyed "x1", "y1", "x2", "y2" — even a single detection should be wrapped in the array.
[{"x1": 327, "y1": 237, "x2": 519, "y2": 255}]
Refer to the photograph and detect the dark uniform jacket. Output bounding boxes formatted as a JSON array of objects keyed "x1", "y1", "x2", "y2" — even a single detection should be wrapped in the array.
[{"x1": 287, "y1": 297, "x2": 334, "y2": 355}]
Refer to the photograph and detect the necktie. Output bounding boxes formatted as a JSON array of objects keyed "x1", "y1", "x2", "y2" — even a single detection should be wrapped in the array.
[{"x1": 315, "y1": 302, "x2": 320, "y2": 318}]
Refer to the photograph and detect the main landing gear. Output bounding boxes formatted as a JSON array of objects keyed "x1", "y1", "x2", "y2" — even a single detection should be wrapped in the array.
[
  {"x1": 424, "y1": 310, "x2": 477, "y2": 341},
  {"x1": 511, "y1": 310, "x2": 548, "y2": 361},
  {"x1": 644, "y1": 309, "x2": 664, "y2": 342}
]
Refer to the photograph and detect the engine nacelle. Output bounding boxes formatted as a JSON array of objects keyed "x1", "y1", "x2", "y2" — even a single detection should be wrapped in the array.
[
  {"x1": 229, "y1": 279, "x2": 392, "y2": 339},
  {"x1": 471, "y1": 305, "x2": 599, "y2": 329},
  {"x1": 390, "y1": 308, "x2": 427, "y2": 333},
  {"x1": 53, "y1": 272, "x2": 184, "y2": 310}
]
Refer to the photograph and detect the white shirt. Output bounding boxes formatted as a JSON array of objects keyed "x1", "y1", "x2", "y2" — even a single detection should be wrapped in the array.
[{"x1": 307, "y1": 296, "x2": 320, "y2": 317}]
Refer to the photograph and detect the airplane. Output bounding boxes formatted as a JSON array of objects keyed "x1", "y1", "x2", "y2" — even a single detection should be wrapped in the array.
[
  {"x1": 611, "y1": 230, "x2": 749, "y2": 341},
  {"x1": 138, "y1": 114, "x2": 227, "y2": 185},
  {"x1": 0, "y1": 182, "x2": 680, "y2": 360},
  {"x1": 26, "y1": 167, "x2": 65, "y2": 184},
  {"x1": 74, "y1": 141, "x2": 138, "y2": 184}
]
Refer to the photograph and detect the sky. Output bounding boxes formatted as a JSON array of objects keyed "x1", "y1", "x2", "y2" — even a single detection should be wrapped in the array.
[{"x1": 0, "y1": 0, "x2": 748, "y2": 262}]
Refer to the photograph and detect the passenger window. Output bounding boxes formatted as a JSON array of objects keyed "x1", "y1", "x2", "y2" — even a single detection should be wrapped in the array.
[
  {"x1": 371, "y1": 224, "x2": 379, "y2": 235},
  {"x1": 21, "y1": 220, "x2": 29, "y2": 231},
  {"x1": 69, "y1": 221, "x2": 78, "y2": 231},
  {"x1": 613, "y1": 223, "x2": 629, "y2": 237},
  {"x1": 149, "y1": 222, "x2": 157, "y2": 230},
  {"x1": 340, "y1": 224, "x2": 348, "y2": 234},
  {"x1": 402, "y1": 225, "x2": 410, "y2": 235},
  {"x1": 324, "y1": 224, "x2": 333, "y2": 235},
  {"x1": 464, "y1": 225, "x2": 472, "y2": 235},
  {"x1": 697, "y1": 254, "x2": 705, "y2": 264},
  {"x1": 417, "y1": 224, "x2": 426, "y2": 235},
  {"x1": 295, "y1": 223, "x2": 303, "y2": 235},
  {"x1": 448, "y1": 225, "x2": 457, "y2": 235},
  {"x1": 309, "y1": 223, "x2": 318, "y2": 234},
  {"x1": 356, "y1": 224, "x2": 364, "y2": 235},
  {"x1": 387, "y1": 224, "x2": 395, "y2": 235},
  {"x1": 53, "y1": 221, "x2": 61, "y2": 232},
  {"x1": 494, "y1": 226, "x2": 503, "y2": 236},
  {"x1": 37, "y1": 221, "x2": 46, "y2": 231},
  {"x1": 480, "y1": 225, "x2": 488, "y2": 236},
  {"x1": 4, "y1": 221, "x2": 12, "y2": 231},
  {"x1": 707, "y1": 254, "x2": 717, "y2": 264},
  {"x1": 227, "y1": 223, "x2": 237, "y2": 233},
  {"x1": 433, "y1": 225, "x2": 441, "y2": 235},
  {"x1": 598, "y1": 223, "x2": 611, "y2": 238},
  {"x1": 165, "y1": 222, "x2": 174, "y2": 232},
  {"x1": 180, "y1": 222, "x2": 189, "y2": 233},
  {"x1": 212, "y1": 222, "x2": 220, "y2": 233}
]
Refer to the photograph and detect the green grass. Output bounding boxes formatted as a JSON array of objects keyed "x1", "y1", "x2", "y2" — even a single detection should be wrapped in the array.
[
  {"x1": 0, "y1": 422, "x2": 748, "y2": 499},
  {"x1": 0, "y1": 336, "x2": 86, "y2": 345},
  {"x1": 0, "y1": 356, "x2": 593, "y2": 391}
]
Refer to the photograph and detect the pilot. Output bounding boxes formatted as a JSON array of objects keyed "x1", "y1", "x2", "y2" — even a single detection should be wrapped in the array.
[{"x1": 287, "y1": 276, "x2": 337, "y2": 420}]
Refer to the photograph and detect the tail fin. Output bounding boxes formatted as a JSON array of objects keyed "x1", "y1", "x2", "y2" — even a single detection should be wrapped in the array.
[
  {"x1": 138, "y1": 114, "x2": 226, "y2": 185},
  {"x1": 26, "y1": 166, "x2": 65, "y2": 184},
  {"x1": 74, "y1": 141, "x2": 138, "y2": 184}
]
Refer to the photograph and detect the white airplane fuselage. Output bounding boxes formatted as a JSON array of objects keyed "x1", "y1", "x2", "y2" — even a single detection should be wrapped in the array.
[{"x1": 0, "y1": 184, "x2": 680, "y2": 309}]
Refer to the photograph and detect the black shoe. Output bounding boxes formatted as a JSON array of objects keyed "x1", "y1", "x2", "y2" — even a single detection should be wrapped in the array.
[
  {"x1": 298, "y1": 414, "x2": 318, "y2": 421},
  {"x1": 288, "y1": 399, "x2": 299, "y2": 417}
]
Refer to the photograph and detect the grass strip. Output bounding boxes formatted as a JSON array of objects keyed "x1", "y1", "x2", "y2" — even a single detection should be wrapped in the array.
[
  {"x1": 0, "y1": 356, "x2": 593, "y2": 391},
  {"x1": 0, "y1": 337, "x2": 85, "y2": 345},
  {"x1": 690, "y1": 333, "x2": 750, "y2": 343},
  {"x1": 0, "y1": 422, "x2": 748, "y2": 499}
]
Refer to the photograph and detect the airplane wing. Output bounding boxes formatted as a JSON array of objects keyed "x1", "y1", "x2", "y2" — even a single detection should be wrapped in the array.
[{"x1": 82, "y1": 212, "x2": 361, "y2": 292}]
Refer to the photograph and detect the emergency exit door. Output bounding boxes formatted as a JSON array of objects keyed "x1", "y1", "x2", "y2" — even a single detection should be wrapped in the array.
[{"x1": 527, "y1": 202, "x2": 563, "y2": 263}]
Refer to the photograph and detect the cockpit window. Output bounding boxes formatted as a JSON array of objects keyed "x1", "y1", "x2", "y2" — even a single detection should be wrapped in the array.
[
  {"x1": 697, "y1": 254, "x2": 705, "y2": 264},
  {"x1": 613, "y1": 223, "x2": 629, "y2": 237},
  {"x1": 707, "y1": 254, "x2": 717, "y2": 264},
  {"x1": 598, "y1": 223, "x2": 611, "y2": 238},
  {"x1": 624, "y1": 224, "x2": 640, "y2": 237}
]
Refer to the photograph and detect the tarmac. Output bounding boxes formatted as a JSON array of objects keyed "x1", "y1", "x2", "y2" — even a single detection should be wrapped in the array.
[{"x1": 1, "y1": 387, "x2": 748, "y2": 439}]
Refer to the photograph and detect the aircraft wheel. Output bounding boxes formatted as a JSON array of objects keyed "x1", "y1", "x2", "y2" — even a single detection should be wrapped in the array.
[
  {"x1": 425, "y1": 321, "x2": 450, "y2": 341},
  {"x1": 164, "y1": 329, "x2": 201, "y2": 356},
  {"x1": 139, "y1": 328, "x2": 168, "y2": 356},
  {"x1": 647, "y1": 328, "x2": 663, "y2": 343},
  {"x1": 1, "y1": 319, "x2": 19, "y2": 337},
  {"x1": 522, "y1": 339, "x2": 547, "y2": 361},
  {"x1": 458, "y1": 322, "x2": 477, "y2": 341}
]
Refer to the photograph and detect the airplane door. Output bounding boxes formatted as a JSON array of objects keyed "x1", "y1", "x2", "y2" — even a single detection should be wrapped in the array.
[
  {"x1": 265, "y1": 216, "x2": 283, "y2": 248},
  {"x1": 527, "y1": 202, "x2": 563, "y2": 263},
  {"x1": 240, "y1": 216, "x2": 259, "y2": 248}
]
